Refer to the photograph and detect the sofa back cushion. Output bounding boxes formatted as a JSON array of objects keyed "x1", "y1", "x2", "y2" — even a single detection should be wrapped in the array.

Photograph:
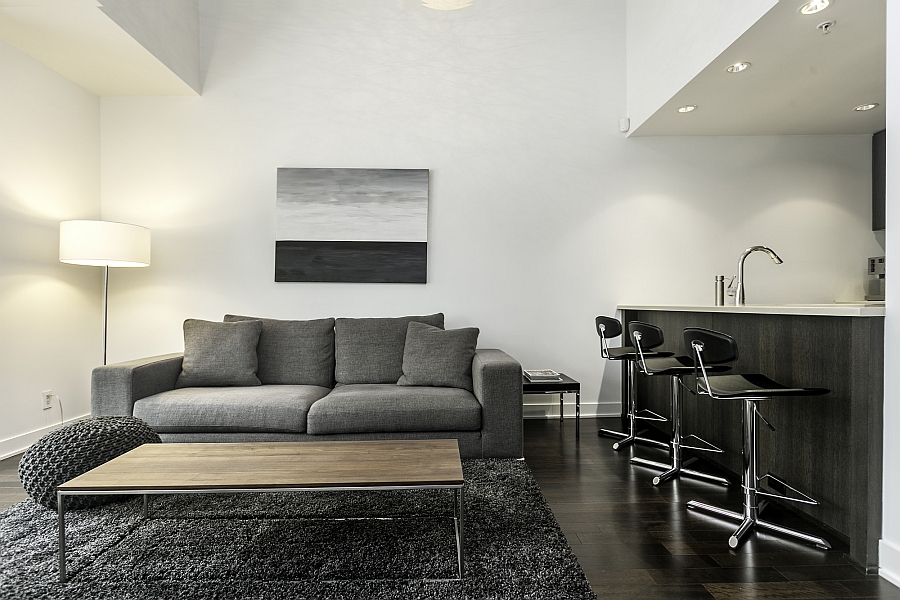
[
  {"x1": 398, "y1": 321, "x2": 479, "y2": 391},
  {"x1": 224, "y1": 315, "x2": 335, "y2": 387},
  {"x1": 334, "y1": 313, "x2": 444, "y2": 384},
  {"x1": 176, "y1": 319, "x2": 262, "y2": 388}
]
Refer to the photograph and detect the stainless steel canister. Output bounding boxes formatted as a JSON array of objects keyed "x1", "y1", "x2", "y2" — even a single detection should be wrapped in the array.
[{"x1": 715, "y1": 275, "x2": 725, "y2": 306}]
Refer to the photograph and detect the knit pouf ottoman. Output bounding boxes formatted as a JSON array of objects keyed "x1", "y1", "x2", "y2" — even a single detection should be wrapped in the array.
[{"x1": 18, "y1": 416, "x2": 161, "y2": 511}]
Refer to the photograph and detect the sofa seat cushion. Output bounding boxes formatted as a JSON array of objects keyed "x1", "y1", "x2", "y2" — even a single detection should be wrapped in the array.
[
  {"x1": 306, "y1": 384, "x2": 481, "y2": 435},
  {"x1": 133, "y1": 385, "x2": 331, "y2": 434}
]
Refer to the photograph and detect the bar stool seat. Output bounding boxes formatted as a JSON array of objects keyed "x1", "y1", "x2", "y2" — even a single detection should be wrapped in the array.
[
  {"x1": 642, "y1": 355, "x2": 698, "y2": 370},
  {"x1": 630, "y1": 323, "x2": 731, "y2": 486},
  {"x1": 605, "y1": 346, "x2": 640, "y2": 360},
  {"x1": 683, "y1": 327, "x2": 831, "y2": 550},
  {"x1": 695, "y1": 373, "x2": 827, "y2": 397},
  {"x1": 595, "y1": 316, "x2": 671, "y2": 451}
]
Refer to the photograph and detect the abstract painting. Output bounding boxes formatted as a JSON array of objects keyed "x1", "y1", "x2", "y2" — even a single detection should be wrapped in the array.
[{"x1": 275, "y1": 168, "x2": 429, "y2": 283}]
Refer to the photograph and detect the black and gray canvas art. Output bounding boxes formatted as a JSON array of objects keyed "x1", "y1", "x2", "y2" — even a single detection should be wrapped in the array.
[{"x1": 275, "y1": 168, "x2": 429, "y2": 283}]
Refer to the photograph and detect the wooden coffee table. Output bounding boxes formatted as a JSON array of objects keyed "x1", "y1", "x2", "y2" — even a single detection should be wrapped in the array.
[{"x1": 56, "y1": 439, "x2": 465, "y2": 583}]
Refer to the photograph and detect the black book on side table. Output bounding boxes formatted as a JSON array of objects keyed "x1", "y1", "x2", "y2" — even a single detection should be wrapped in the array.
[{"x1": 523, "y1": 371, "x2": 581, "y2": 437}]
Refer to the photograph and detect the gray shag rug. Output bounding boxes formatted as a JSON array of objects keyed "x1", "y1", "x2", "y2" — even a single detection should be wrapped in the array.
[{"x1": 0, "y1": 459, "x2": 595, "y2": 599}]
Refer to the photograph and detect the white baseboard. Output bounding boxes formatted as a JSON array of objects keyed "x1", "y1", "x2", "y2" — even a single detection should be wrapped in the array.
[
  {"x1": 0, "y1": 415, "x2": 90, "y2": 460},
  {"x1": 880, "y1": 539, "x2": 900, "y2": 586}
]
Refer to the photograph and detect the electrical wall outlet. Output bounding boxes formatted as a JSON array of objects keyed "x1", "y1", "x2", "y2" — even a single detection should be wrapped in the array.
[{"x1": 42, "y1": 390, "x2": 53, "y2": 411}]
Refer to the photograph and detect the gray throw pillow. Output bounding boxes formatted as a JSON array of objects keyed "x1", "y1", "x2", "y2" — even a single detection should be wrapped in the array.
[
  {"x1": 398, "y1": 321, "x2": 479, "y2": 391},
  {"x1": 175, "y1": 319, "x2": 262, "y2": 388},
  {"x1": 334, "y1": 313, "x2": 444, "y2": 384},
  {"x1": 224, "y1": 315, "x2": 335, "y2": 387}
]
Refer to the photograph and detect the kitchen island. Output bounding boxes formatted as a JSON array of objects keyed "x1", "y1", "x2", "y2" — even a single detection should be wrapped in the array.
[{"x1": 617, "y1": 304, "x2": 884, "y2": 571}]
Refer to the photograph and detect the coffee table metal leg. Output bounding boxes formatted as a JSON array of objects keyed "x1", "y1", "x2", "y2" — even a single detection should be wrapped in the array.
[
  {"x1": 559, "y1": 393, "x2": 564, "y2": 423},
  {"x1": 456, "y1": 487, "x2": 465, "y2": 579},
  {"x1": 143, "y1": 494, "x2": 150, "y2": 519},
  {"x1": 58, "y1": 493, "x2": 66, "y2": 583}
]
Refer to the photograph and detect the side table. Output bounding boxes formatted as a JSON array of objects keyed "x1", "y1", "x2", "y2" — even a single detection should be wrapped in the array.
[{"x1": 523, "y1": 374, "x2": 581, "y2": 437}]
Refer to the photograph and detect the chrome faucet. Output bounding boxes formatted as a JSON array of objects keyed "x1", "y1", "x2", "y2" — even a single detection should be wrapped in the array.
[{"x1": 735, "y1": 246, "x2": 783, "y2": 306}]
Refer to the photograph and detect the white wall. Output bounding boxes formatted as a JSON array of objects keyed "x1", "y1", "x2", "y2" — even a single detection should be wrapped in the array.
[
  {"x1": 626, "y1": 0, "x2": 775, "y2": 133},
  {"x1": 99, "y1": 0, "x2": 882, "y2": 419},
  {"x1": 99, "y1": 0, "x2": 201, "y2": 93},
  {"x1": 0, "y1": 39, "x2": 100, "y2": 457},
  {"x1": 880, "y1": 0, "x2": 900, "y2": 586}
]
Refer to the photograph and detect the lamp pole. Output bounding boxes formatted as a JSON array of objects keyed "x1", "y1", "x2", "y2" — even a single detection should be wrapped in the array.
[{"x1": 102, "y1": 265, "x2": 109, "y2": 366}]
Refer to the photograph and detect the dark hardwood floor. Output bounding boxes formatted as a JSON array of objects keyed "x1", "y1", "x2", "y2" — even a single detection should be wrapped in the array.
[
  {"x1": 525, "y1": 417, "x2": 900, "y2": 599},
  {"x1": 0, "y1": 452, "x2": 26, "y2": 511},
  {"x1": 1, "y1": 420, "x2": 898, "y2": 598}
]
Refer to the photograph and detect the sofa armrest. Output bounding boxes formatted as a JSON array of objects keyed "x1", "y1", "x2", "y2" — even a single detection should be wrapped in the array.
[
  {"x1": 472, "y1": 349, "x2": 523, "y2": 458},
  {"x1": 91, "y1": 353, "x2": 184, "y2": 416}
]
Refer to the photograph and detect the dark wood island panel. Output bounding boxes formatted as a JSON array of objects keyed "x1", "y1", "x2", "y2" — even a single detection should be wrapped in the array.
[{"x1": 619, "y1": 308, "x2": 883, "y2": 571}]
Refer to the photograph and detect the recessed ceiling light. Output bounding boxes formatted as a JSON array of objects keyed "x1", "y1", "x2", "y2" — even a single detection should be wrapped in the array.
[
  {"x1": 677, "y1": 105, "x2": 697, "y2": 113},
  {"x1": 799, "y1": 0, "x2": 830, "y2": 15},
  {"x1": 725, "y1": 62, "x2": 751, "y2": 73},
  {"x1": 422, "y1": 0, "x2": 473, "y2": 9},
  {"x1": 854, "y1": 103, "x2": 879, "y2": 111}
]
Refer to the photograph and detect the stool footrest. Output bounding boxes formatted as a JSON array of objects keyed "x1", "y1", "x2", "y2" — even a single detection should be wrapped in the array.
[
  {"x1": 757, "y1": 473, "x2": 819, "y2": 506},
  {"x1": 634, "y1": 409, "x2": 668, "y2": 423},
  {"x1": 681, "y1": 434, "x2": 724, "y2": 454}
]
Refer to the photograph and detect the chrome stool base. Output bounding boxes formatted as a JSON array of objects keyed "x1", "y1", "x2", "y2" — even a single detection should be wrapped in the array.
[
  {"x1": 632, "y1": 375, "x2": 728, "y2": 487},
  {"x1": 686, "y1": 500, "x2": 831, "y2": 550},
  {"x1": 686, "y1": 398, "x2": 829, "y2": 550},
  {"x1": 598, "y1": 428, "x2": 669, "y2": 451},
  {"x1": 599, "y1": 360, "x2": 669, "y2": 451},
  {"x1": 631, "y1": 457, "x2": 729, "y2": 486}
]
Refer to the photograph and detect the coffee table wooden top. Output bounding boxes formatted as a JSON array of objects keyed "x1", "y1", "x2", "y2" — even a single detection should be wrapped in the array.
[{"x1": 57, "y1": 439, "x2": 464, "y2": 493}]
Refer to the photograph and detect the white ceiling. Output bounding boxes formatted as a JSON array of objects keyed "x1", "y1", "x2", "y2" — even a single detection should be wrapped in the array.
[
  {"x1": 0, "y1": 0, "x2": 885, "y2": 128},
  {"x1": 0, "y1": 0, "x2": 196, "y2": 96},
  {"x1": 631, "y1": 0, "x2": 886, "y2": 136}
]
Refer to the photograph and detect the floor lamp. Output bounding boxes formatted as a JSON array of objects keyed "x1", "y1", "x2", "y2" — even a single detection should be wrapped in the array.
[{"x1": 59, "y1": 220, "x2": 151, "y2": 365}]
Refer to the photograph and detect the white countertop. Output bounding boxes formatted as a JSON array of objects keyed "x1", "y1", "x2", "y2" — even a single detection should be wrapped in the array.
[{"x1": 617, "y1": 303, "x2": 885, "y2": 317}]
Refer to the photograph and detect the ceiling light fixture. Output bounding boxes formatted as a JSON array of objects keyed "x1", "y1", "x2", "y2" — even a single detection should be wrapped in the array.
[
  {"x1": 726, "y1": 62, "x2": 751, "y2": 73},
  {"x1": 422, "y1": 0, "x2": 473, "y2": 9},
  {"x1": 816, "y1": 20, "x2": 835, "y2": 34},
  {"x1": 677, "y1": 105, "x2": 696, "y2": 113},
  {"x1": 854, "y1": 103, "x2": 879, "y2": 111},
  {"x1": 799, "y1": 0, "x2": 830, "y2": 15}
]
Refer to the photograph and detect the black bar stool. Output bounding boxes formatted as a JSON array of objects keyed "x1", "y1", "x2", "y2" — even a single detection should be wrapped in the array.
[
  {"x1": 682, "y1": 327, "x2": 831, "y2": 550},
  {"x1": 629, "y1": 322, "x2": 730, "y2": 486},
  {"x1": 595, "y1": 316, "x2": 670, "y2": 451}
]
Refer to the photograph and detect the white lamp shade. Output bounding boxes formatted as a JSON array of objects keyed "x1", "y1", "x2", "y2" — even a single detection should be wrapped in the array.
[{"x1": 59, "y1": 220, "x2": 151, "y2": 267}]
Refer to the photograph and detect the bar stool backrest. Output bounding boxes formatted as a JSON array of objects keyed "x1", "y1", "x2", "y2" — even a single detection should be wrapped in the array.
[
  {"x1": 628, "y1": 321, "x2": 664, "y2": 350},
  {"x1": 596, "y1": 316, "x2": 623, "y2": 359},
  {"x1": 683, "y1": 328, "x2": 738, "y2": 364},
  {"x1": 683, "y1": 327, "x2": 739, "y2": 396},
  {"x1": 595, "y1": 316, "x2": 622, "y2": 339},
  {"x1": 628, "y1": 321, "x2": 666, "y2": 372}
]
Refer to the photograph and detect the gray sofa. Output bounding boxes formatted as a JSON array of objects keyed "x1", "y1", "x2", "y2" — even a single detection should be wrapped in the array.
[{"x1": 91, "y1": 313, "x2": 523, "y2": 459}]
